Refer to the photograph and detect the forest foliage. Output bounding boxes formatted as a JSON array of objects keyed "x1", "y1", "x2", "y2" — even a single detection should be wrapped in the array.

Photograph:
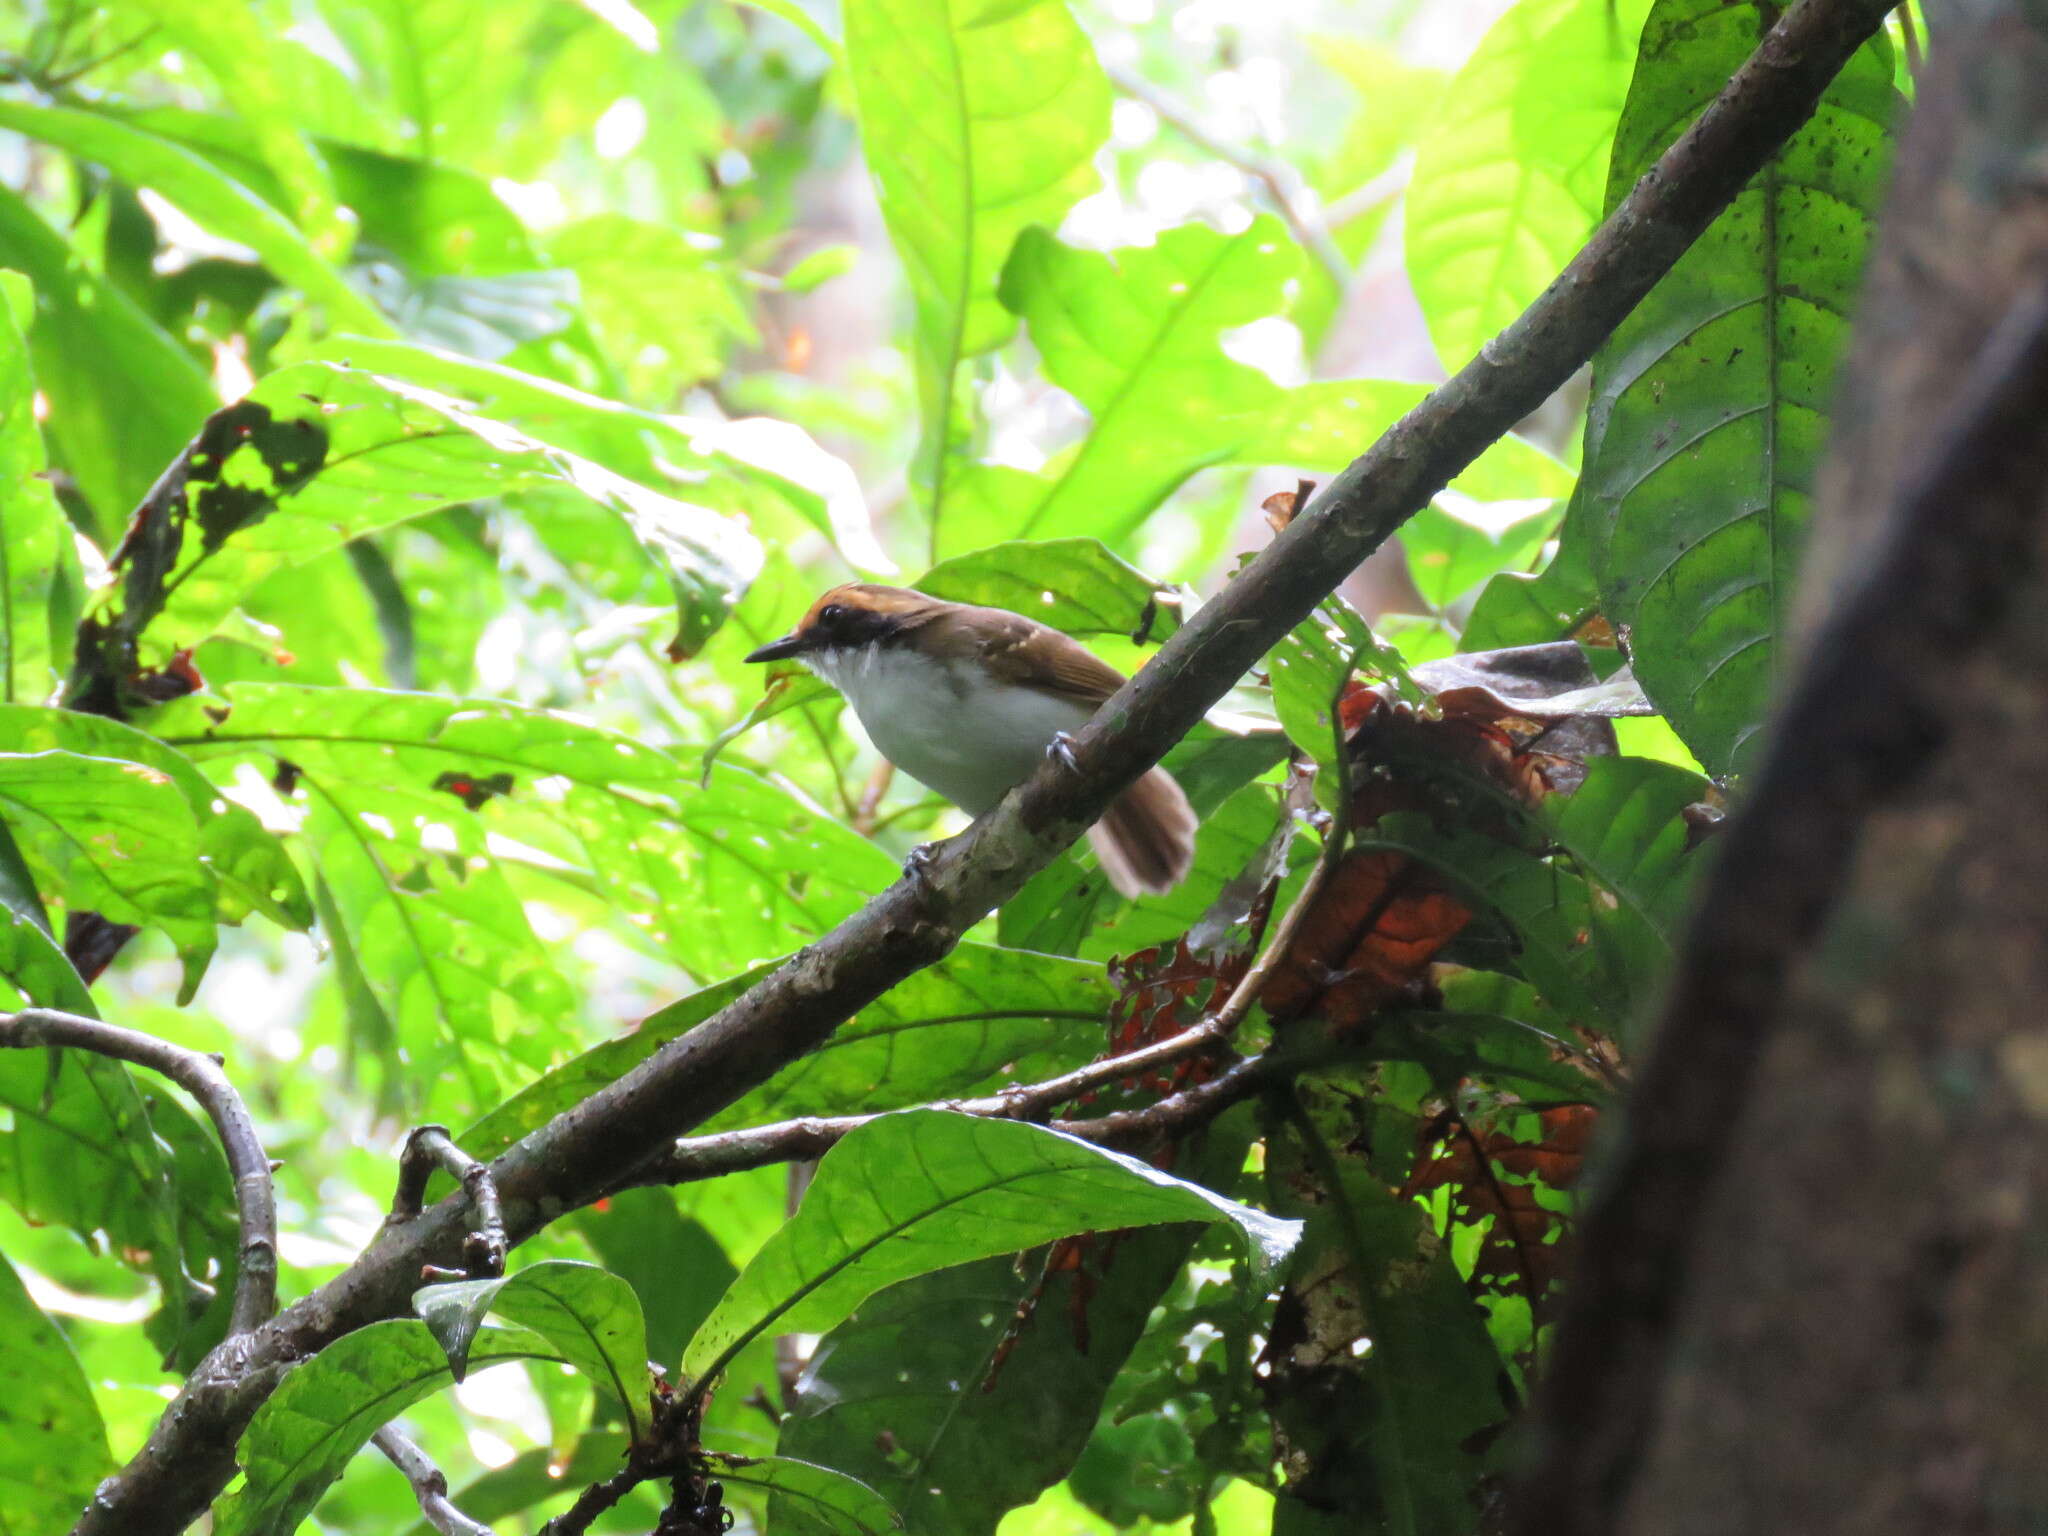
[{"x1": 0, "y1": 0, "x2": 1907, "y2": 1531}]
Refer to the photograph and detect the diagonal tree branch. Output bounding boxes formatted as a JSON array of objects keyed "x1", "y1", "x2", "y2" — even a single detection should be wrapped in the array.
[
  {"x1": 0, "y1": 1008, "x2": 277, "y2": 1336},
  {"x1": 71, "y1": 0, "x2": 1900, "y2": 1528},
  {"x1": 372, "y1": 1425, "x2": 496, "y2": 1536}
]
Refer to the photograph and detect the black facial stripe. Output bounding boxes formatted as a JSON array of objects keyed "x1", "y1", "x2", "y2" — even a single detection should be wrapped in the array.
[{"x1": 816, "y1": 604, "x2": 910, "y2": 647}]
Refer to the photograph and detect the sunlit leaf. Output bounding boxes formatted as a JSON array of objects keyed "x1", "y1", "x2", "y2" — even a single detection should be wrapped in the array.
[
  {"x1": 0, "y1": 272, "x2": 77, "y2": 707},
  {"x1": 0, "y1": 101, "x2": 387, "y2": 334},
  {"x1": 0, "y1": 186, "x2": 214, "y2": 531},
  {"x1": 843, "y1": 0, "x2": 1110, "y2": 539},
  {"x1": 0, "y1": 751, "x2": 216, "y2": 983},
  {"x1": 1405, "y1": 0, "x2": 1650, "y2": 370},
  {"x1": 988, "y1": 219, "x2": 1299, "y2": 555},
  {"x1": 91, "y1": 362, "x2": 760, "y2": 673}
]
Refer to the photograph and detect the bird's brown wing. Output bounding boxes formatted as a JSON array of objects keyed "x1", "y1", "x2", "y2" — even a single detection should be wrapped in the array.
[
  {"x1": 970, "y1": 614, "x2": 1130, "y2": 708},
  {"x1": 931, "y1": 607, "x2": 1128, "y2": 704}
]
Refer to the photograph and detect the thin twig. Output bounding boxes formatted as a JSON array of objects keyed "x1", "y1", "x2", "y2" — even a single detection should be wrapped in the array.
[
  {"x1": 390, "y1": 1126, "x2": 507, "y2": 1281},
  {"x1": 1322, "y1": 156, "x2": 1412, "y2": 232},
  {"x1": 372, "y1": 1426, "x2": 495, "y2": 1536},
  {"x1": 1107, "y1": 63, "x2": 1351, "y2": 289},
  {"x1": 0, "y1": 1008, "x2": 277, "y2": 1335}
]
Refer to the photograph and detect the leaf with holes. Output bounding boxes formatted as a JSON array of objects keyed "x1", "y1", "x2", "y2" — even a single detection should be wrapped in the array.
[
  {"x1": 415, "y1": 1261, "x2": 653, "y2": 1437},
  {"x1": 680, "y1": 1110, "x2": 1300, "y2": 1389},
  {"x1": 1574, "y1": 0, "x2": 1897, "y2": 772},
  {"x1": 95, "y1": 362, "x2": 759, "y2": 674},
  {"x1": 159, "y1": 684, "x2": 897, "y2": 996}
]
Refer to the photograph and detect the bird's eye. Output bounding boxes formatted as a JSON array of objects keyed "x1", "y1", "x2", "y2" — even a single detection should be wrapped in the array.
[{"x1": 818, "y1": 603, "x2": 845, "y2": 625}]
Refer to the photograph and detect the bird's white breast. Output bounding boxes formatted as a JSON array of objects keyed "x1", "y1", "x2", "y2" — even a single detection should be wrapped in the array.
[{"x1": 807, "y1": 646, "x2": 1094, "y2": 815}]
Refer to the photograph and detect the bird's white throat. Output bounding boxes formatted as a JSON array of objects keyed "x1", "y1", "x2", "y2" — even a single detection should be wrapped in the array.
[{"x1": 805, "y1": 645, "x2": 1095, "y2": 815}]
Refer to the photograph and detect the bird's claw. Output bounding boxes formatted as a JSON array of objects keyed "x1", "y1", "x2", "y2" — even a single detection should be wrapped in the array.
[
  {"x1": 1045, "y1": 730, "x2": 1081, "y2": 773},
  {"x1": 902, "y1": 842, "x2": 940, "y2": 891}
]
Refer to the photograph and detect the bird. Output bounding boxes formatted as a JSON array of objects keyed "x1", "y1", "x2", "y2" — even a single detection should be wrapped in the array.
[{"x1": 744, "y1": 583, "x2": 1197, "y2": 897}]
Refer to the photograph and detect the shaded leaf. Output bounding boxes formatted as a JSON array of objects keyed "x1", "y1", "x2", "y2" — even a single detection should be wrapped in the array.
[
  {"x1": 680, "y1": 1109, "x2": 1300, "y2": 1386},
  {"x1": 461, "y1": 943, "x2": 1112, "y2": 1157},
  {"x1": 716, "y1": 1454, "x2": 903, "y2": 1535},
  {"x1": 0, "y1": 1249, "x2": 112, "y2": 1533},
  {"x1": 1573, "y1": 0, "x2": 1896, "y2": 772},
  {"x1": 414, "y1": 1261, "x2": 652, "y2": 1436},
  {"x1": 214, "y1": 1320, "x2": 563, "y2": 1536}
]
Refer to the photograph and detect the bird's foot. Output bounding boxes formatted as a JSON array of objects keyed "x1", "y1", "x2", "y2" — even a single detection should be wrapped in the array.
[
  {"x1": 1045, "y1": 730, "x2": 1082, "y2": 773},
  {"x1": 901, "y1": 841, "x2": 940, "y2": 893}
]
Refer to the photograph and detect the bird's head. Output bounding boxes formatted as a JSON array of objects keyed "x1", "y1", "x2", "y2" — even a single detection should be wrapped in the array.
[{"x1": 742, "y1": 583, "x2": 945, "y2": 663}]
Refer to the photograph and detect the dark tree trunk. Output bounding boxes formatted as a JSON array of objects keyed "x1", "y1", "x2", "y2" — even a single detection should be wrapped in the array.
[{"x1": 1516, "y1": 3, "x2": 2048, "y2": 1533}]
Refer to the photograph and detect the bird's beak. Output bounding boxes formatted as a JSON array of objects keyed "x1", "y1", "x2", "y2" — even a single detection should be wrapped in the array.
[{"x1": 743, "y1": 631, "x2": 814, "y2": 663}]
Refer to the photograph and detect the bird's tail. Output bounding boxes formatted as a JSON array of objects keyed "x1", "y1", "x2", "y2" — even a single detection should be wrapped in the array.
[{"x1": 1088, "y1": 766, "x2": 1198, "y2": 898}]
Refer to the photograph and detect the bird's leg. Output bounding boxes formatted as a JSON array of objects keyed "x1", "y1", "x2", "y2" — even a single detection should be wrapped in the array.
[{"x1": 1045, "y1": 730, "x2": 1082, "y2": 774}]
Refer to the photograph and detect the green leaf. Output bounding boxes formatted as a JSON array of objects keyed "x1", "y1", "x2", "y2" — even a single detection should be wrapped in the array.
[
  {"x1": 546, "y1": 214, "x2": 753, "y2": 393},
  {"x1": 0, "y1": 186, "x2": 215, "y2": 531},
  {"x1": 1460, "y1": 506, "x2": 1599, "y2": 652},
  {"x1": 215, "y1": 1320, "x2": 563, "y2": 1536},
  {"x1": 1405, "y1": 0, "x2": 1649, "y2": 371},
  {"x1": 842, "y1": 0, "x2": 1110, "y2": 534},
  {"x1": 1575, "y1": 0, "x2": 1896, "y2": 773},
  {"x1": 778, "y1": 1135, "x2": 1249, "y2": 1535},
  {"x1": 0, "y1": 751, "x2": 217, "y2": 984},
  {"x1": 100, "y1": 362, "x2": 761, "y2": 669},
  {"x1": 161, "y1": 684, "x2": 897, "y2": 991},
  {"x1": 680, "y1": 1109, "x2": 1300, "y2": 1387},
  {"x1": 461, "y1": 943, "x2": 1111, "y2": 1158},
  {"x1": 575, "y1": 1192, "x2": 738, "y2": 1374},
  {"x1": 1230, "y1": 379, "x2": 1575, "y2": 506},
  {"x1": 1267, "y1": 599, "x2": 1417, "y2": 791},
  {"x1": 1400, "y1": 502, "x2": 1557, "y2": 613},
  {"x1": 716, "y1": 1454, "x2": 904, "y2": 1536},
  {"x1": 0, "y1": 101, "x2": 387, "y2": 334},
  {"x1": 917, "y1": 538, "x2": 1181, "y2": 641},
  {"x1": 0, "y1": 705, "x2": 311, "y2": 933},
  {"x1": 114, "y1": 0, "x2": 349, "y2": 256},
  {"x1": 0, "y1": 1249, "x2": 113, "y2": 1533},
  {"x1": 292, "y1": 338, "x2": 890, "y2": 574},
  {"x1": 0, "y1": 271, "x2": 76, "y2": 708},
  {"x1": 414, "y1": 1261, "x2": 652, "y2": 1437},
  {"x1": 987, "y1": 219, "x2": 1298, "y2": 555}
]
